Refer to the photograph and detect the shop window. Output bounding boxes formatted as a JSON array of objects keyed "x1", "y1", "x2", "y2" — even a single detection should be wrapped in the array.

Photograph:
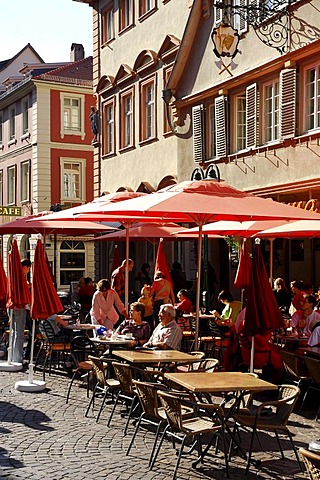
[{"x1": 60, "y1": 240, "x2": 85, "y2": 286}]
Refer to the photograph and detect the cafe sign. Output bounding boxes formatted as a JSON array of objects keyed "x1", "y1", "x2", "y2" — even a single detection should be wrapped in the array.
[
  {"x1": 287, "y1": 199, "x2": 319, "y2": 212},
  {"x1": 0, "y1": 206, "x2": 21, "y2": 216}
]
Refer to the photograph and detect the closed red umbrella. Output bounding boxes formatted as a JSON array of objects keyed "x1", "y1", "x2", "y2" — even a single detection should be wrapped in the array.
[
  {"x1": 6, "y1": 240, "x2": 31, "y2": 309},
  {"x1": 31, "y1": 239, "x2": 63, "y2": 319},
  {"x1": 4, "y1": 240, "x2": 31, "y2": 368},
  {"x1": 0, "y1": 254, "x2": 7, "y2": 302},
  {"x1": 244, "y1": 240, "x2": 284, "y2": 371},
  {"x1": 155, "y1": 239, "x2": 172, "y2": 286},
  {"x1": 234, "y1": 239, "x2": 252, "y2": 289}
]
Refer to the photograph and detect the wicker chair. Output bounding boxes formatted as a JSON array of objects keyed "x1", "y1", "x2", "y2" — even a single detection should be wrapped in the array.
[
  {"x1": 151, "y1": 390, "x2": 229, "y2": 480},
  {"x1": 299, "y1": 447, "x2": 320, "y2": 480},
  {"x1": 176, "y1": 351, "x2": 205, "y2": 372},
  {"x1": 232, "y1": 384, "x2": 302, "y2": 475},
  {"x1": 300, "y1": 356, "x2": 320, "y2": 420},
  {"x1": 84, "y1": 356, "x2": 120, "y2": 422}
]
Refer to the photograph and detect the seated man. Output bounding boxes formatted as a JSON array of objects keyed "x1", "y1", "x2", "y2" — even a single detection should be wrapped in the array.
[
  {"x1": 46, "y1": 314, "x2": 71, "y2": 342},
  {"x1": 144, "y1": 304, "x2": 182, "y2": 350}
]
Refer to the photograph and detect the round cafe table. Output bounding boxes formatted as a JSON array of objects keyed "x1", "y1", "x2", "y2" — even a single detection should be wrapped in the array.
[{"x1": 92, "y1": 335, "x2": 134, "y2": 356}]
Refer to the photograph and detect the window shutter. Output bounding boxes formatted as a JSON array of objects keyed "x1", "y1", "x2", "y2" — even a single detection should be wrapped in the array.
[
  {"x1": 239, "y1": 0, "x2": 248, "y2": 33},
  {"x1": 246, "y1": 83, "x2": 259, "y2": 149},
  {"x1": 192, "y1": 105, "x2": 206, "y2": 163},
  {"x1": 214, "y1": 3, "x2": 223, "y2": 26},
  {"x1": 280, "y1": 68, "x2": 296, "y2": 140},
  {"x1": 215, "y1": 95, "x2": 227, "y2": 158}
]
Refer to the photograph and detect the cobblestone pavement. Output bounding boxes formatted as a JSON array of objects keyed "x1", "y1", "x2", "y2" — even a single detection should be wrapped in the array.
[{"x1": 0, "y1": 368, "x2": 319, "y2": 480}]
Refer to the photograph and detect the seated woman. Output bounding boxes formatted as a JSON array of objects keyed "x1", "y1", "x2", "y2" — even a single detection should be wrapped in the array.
[
  {"x1": 45, "y1": 314, "x2": 71, "y2": 342},
  {"x1": 212, "y1": 290, "x2": 242, "y2": 323},
  {"x1": 116, "y1": 302, "x2": 151, "y2": 347}
]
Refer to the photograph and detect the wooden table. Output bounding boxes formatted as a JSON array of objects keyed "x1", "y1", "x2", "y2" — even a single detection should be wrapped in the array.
[
  {"x1": 164, "y1": 371, "x2": 277, "y2": 394},
  {"x1": 92, "y1": 337, "x2": 133, "y2": 355},
  {"x1": 113, "y1": 349, "x2": 195, "y2": 365}
]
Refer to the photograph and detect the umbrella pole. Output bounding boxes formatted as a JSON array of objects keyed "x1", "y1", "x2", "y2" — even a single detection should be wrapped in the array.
[
  {"x1": 125, "y1": 224, "x2": 129, "y2": 312},
  {"x1": 250, "y1": 336, "x2": 255, "y2": 373},
  {"x1": 27, "y1": 319, "x2": 36, "y2": 384},
  {"x1": 195, "y1": 224, "x2": 203, "y2": 351},
  {"x1": 269, "y1": 238, "x2": 274, "y2": 286}
]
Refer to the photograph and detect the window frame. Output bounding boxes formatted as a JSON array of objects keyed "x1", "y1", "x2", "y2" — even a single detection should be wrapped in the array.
[
  {"x1": 139, "y1": 0, "x2": 157, "y2": 20},
  {"x1": 59, "y1": 239, "x2": 86, "y2": 287},
  {"x1": 0, "y1": 170, "x2": 3, "y2": 205},
  {"x1": 20, "y1": 159, "x2": 31, "y2": 204},
  {"x1": 103, "y1": 98, "x2": 116, "y2": 156},
  {"x1": 230, "y1": 92, "x2": 247, "y2": 153},
  {"x1": 120, "y1": 87, "x2": 135, "y2": 150},
  {"x1": 60, "y1": 93, "x2": 85, "y2": 140},
  {"x1": 262, "y1": 77, "x2": 280, "y2": 144},
  {"x1": 139, "y1": 74, "x2": 157, "y2": 144},
  {"x1": 102, "y1": 3, "x2": 115, "y2": 44},
  {"x1": 119, "y1": 0, "x2": 134, "y2": 33},
  {"x1": 60, "y1": 158, "x2": 85, "y2": 202},
  {"x1": 303, "y1": 62, "x2": 320, "y2": 133},
  {"x1": 7, "y1": 165, "x2": 17, "y2": 205}
]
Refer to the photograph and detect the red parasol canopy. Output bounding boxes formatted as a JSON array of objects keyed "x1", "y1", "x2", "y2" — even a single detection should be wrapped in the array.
[
  {"x1": 31, "y1": 239, "x2": 63, "y2": 319},
  {"x1": 0, "y1": 254, "x2": 7, "y2": 301},
  {"x1": 174, "y1": 219, "x2": 287, "y2": 237},
  {"x1": 94, "y1": 222, "x2": 188, "y2": 242},
  {"x1": 244, "y1": 240, "x2": 284, "y2": 337},
  {"x1": 256, "y1": 220, "x2": 320, "y2": 238},
  {"x1": 6, "y1": 240, "x2": 31, "y2": 309},
  {"x1": 155, "y1": 239, "x2": 172, "y2": 285},
  {"x1": 234, "y1": 239, "x2": 252, "y2": 289},
  {"x1": 0, "y1": 211, "x2": 118, "y2": 236}
]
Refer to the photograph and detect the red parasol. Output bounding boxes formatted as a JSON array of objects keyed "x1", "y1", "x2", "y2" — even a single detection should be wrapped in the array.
[
  {"x1": 94, "y1": 222, "x2": 188, "y2": 242},
  {"x1": 155, "y1": 239, "x2": 172, "y2": 285},
  {"x1": 0, "y1": 254, "x2": 7, "y2": 302},
  {"x1": 31, "y1": 239, "x2": 63, "y2": 319},
  {"x1": 234, "y1": 239, "x2": 252, "y2": 289},
  {"x1": 6, "y1": 240, "x2": 31, "y2": 309},
  {"x1": 256, "y1": 219, "x2": 320, "y2": 238}
]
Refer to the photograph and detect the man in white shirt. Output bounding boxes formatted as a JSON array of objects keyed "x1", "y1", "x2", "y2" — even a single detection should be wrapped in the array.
[{"x1": 144, "y1": 304, "x2": 182, "y2": 350}]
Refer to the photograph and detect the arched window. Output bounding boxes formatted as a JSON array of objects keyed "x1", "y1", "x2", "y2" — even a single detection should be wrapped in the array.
[{"x1": 60, "y1": 240, "x2": 85, "y2": 286}]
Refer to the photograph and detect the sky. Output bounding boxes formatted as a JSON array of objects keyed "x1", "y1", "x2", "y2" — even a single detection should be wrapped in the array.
[{"x1": 0, "y1": 0, "x2": 93, "y2": 63}]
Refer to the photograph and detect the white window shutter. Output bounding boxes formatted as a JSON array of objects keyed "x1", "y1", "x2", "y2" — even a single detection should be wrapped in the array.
[
  {"x1": 215, "y1": 95, "x2": 227, "y2": 158},
  {"x1": 239, "y1": 0, "x2": 248, "y2": 33},
  {"x1": 214, "y1": 3, "x2": 223, "y2": 26},
  {"x1": 246, "y1": 83, "x2": 259, "y2": 149},
  {"x1": 192, "y1": 105, "x2": 206, "y2": 163},
  {"x1": 280, "y1": 68, "x2": 296, "y2": 140}
]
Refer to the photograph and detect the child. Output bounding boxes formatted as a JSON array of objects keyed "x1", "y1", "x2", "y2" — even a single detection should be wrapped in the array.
[
  {"x1": 138, "y1": 285, "x2": 154, "y2": 331},
  {"x1": 176, "y1": 289, "x2": 193, "y2": 314}
]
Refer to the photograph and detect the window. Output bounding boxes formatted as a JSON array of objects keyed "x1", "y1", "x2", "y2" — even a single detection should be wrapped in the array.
[
  {"x1": 139, "y1": 0, "x2": 156, "y2": 17},
  {"x1": 60, "y1": 159, "x2": 85, "y2": 201},
  {"x1": 103, "y1": 100, "x2": 115, "y2": 155},
  {"x1": 21, "y1": 160, "x2": 30, "y2": 203},
  {"x1": 0, "y1": 111, "x2": 3, "y2": 144},
  {"x1": 119, "y1": 0, "x2": 133, "y2": 31},
  {"x1": 235, "y1": 94, "x2": 246, "y2": 151},
  {"x1": 102, "y1": 5, "x2": 114, "y2": 43},
  {"x1": 120, "y1": 89, "x2": 134, "y2": 149},
  {"x1": 60, "y1": 94, "x2": 85, "y2": 139},
  {"x1": 0, "y1": 170, "x2": 3, "y2": 205},
  {"x1": 140, "y1": 77, "x2": 156, "y2": 142},
  {"x1": 22, "y1": 97, "x2": 29, "y2": 134},
  {"x1": 263, "y1": 79, "x2": 279, "y2": 143},
  {"x1": 304, "y1": 64, "x2": 320, "y2": 132},
  {"x1": 9, "y1": 105, "x2": 16, "y2": 139},
  {"x1": 60, "y1": 240, "x2": 85, "y2": 286},
  {"x1": 7, "y1": 166, "x2": 16, "y2": 205}
]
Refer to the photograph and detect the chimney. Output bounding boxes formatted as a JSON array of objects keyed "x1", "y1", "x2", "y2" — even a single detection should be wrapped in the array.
[{"x1": 70, "y1": 43, "x2": 85, "y2": 62}]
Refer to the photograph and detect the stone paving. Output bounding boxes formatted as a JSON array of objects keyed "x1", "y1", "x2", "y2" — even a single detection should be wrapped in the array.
[{"x1": 0, "y1": 368, "x2": 319, "y2": 480}]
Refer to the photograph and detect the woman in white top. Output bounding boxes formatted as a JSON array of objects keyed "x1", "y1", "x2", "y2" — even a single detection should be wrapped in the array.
[{"x1": 90, "y1": 278, "x2": 128, "y2": 330}]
